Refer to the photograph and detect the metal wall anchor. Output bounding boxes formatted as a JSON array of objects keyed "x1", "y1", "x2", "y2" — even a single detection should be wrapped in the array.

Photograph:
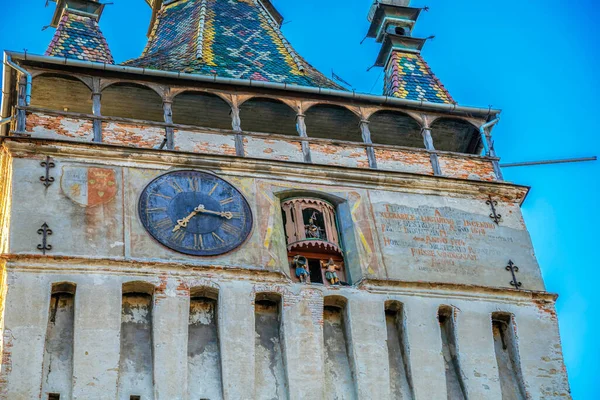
[
  {"x1": 37, "y1": 223, "x2": 53, "y2": 254},
  {"x1": 486, "y1": 195, "x2": 502, "y2": 225},
  {"x1": 506, "y1": 260, "x2": 522, "y2": 289},
  {"x1": 40, "y1": 156, "x2": 55, "y2": 188}
]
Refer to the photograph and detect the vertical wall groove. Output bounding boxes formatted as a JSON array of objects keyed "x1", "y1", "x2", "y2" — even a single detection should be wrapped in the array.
[
  {"x1": 438, "y1": 306, "x2": 467, "y2": 400},
  {"x1": 188, "y1": 292, "x2": 223, "y2": 400},
  {"x1": 492, "y1": 313, "x2": 527, "y2": 400},
  {"x1": 117, "y1": 284, "x2": 154, "y2": 400},
  {"x1": 385, "y1": 302, "x2": 414, "y2": 400},
  {"x1": 254, "y1": 293, "x2": 288, "y2": 400},
  {"x1": 41, "y1": 283, "x2": 76, "y2": 400},
  {"x1": 323, "y1": 297, "x2": 357, "y2": 400}
]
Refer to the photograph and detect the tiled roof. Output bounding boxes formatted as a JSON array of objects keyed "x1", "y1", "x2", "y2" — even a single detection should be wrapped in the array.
[
  {"x1": 124, "y1": 0, "x2": 342, "y2": 90},
  {"x1": 46, "y1": 10, "x2": 114, "y2": 64},
  {"x1": 384, "y1": 52, "x2": 454, "y2": 104}
]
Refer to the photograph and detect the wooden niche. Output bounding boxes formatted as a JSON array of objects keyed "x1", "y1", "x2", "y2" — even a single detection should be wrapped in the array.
[{"x1": 282, "y1": 198, "x2": 347, "y2": 286}]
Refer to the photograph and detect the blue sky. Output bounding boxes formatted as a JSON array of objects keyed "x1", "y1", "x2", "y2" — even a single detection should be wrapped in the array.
[{"x1": 1, "y1": 0, "x2": 598, "y2": 397}]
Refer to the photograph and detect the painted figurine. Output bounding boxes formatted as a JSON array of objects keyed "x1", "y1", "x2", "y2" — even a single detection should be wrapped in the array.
[
  {"x1": 292, "y1": 255, "x2": 309, "y2": 283},
  {"x1": 305, "y1": 212, "x2": 323, "y2": 239},
  {"x1": 322, "y1": 258, "x2": 340, "y2": 285}
]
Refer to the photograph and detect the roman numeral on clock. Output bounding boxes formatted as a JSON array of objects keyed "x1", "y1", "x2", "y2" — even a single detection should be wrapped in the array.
[
  {"x1": 171, "y1": 229, "x2": 186, "y2": 245},
  {"x1": 221, "y1": 222, "x2": 241, "y2": 235},
  {"x1": 212, "y1": 232, "x2": 225, "y2": 244},
  {"x1": 219, "y1": 197, "x2": 234, "y2": 206},
  {"x1": 193, "y1": 234, "x2": 203, "y2": 250}
]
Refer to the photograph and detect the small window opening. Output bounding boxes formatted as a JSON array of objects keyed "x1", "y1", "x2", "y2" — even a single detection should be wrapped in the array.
[
  {"x1": 48, "y1": 394, "x2": 60, "y2": 400},
  {"x1": 395, "y1": 26, "x2": 407, "y2": 36},
  {"x1": 308, "y1": 259, "x2": 324, "y2": 284},
  {"x1": 130, "y1": 396, "x2": 141, "y2": 400}
]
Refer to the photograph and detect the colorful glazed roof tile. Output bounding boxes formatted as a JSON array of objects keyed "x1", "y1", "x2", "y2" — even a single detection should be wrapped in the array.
[
  {"x1": 46, "y1": 10, "x2": 114, "y2": 64},
  {"x1": 124, "y1": 0, "x2": 342, "y2": 89},
  {"x1": 384, "y1": 51, "x2": 454, "y2": 104}
]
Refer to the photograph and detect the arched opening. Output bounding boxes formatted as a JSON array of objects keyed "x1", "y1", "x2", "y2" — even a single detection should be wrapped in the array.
[
  {"x1": 240, "y1": 97, "x2": 297, "y2": 136},
  {"x1": 305, "y1": 104, "x2": 362, "y2": 142},
  {"x1": 438, "y1": 305, "x2": 467, "y2": 399},
  {"x1": 384, "y1": 301, "x2": 414, "y2": 399},
  {"x1": 254, "y1": 292, "x2": 288, "y2": 399},
  {"x1": 188, "y1": 286, "x2": 223, "y2": 400},
  {"x1": 430, "y1": 118, "x2": 481, "y2": 154},
  {"x1": 491, "y1": 312, "x2": 527, "y2": 400},
  {"x1": 172, "y1": 91, "x2": 232, "y2": 129},
  {"x1": 41, "y1": 282, "x2": 77, "y2": 400},
  {"x1": 369, "y1": 110, "x2": 423, "y2": 148},
  {"x1": 102, "y1": 83, "x2": 164, "y2": 122},
  {"x1": 118, "y1": 282, "x2": 155, "y2": 399},
  {"x1": 323, "y1": 295, "x2": 356, "y2": 399},
  {"x1": 31, "y1": 74, "x2": 92, "y2": 114}
]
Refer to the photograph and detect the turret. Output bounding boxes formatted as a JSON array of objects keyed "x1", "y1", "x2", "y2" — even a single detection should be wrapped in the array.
[
  {"x1": 367, "y1": 0, "x2": 453, "y2": 103},
  {"x1": 46, "y1": 0, "x2": 114, "y2": 63}
]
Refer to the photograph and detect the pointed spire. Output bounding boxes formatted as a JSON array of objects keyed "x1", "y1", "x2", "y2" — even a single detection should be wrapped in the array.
[
  {"x1": 125, "y1": 0, "x2": 341, "y2": 89},
  {"x1": 45, "y1": 0, "x2": 114, "y2": 64},
  {"x1": 366, "y1": 0, "x2": 454, "y2": 104}
]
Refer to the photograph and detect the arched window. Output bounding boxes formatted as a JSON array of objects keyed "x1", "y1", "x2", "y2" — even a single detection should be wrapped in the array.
[
  {"x1": 304, "y1": 104, "x2": 362, "y2": 142},
  {"x1": 430, "y1": 118, "x2": 481, "y2": 154},
  {"x1": 369, "y1": 110, "x2": 423, "y2": 148},
  {"x1": 102, "y1": 83, "x2": 164, "y2": 122},
  {"x1": 172, "y1": 91, "x2": 232, "y2": 129},
  {"x1": 239, "y1": 97, "x2": 297, "y2": 136},
  {"x1": 31, "y1": 74, "x2": 92, "y2": 114}
]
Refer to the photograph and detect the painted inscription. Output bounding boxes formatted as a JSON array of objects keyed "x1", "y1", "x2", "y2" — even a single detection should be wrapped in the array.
[
  {"x1": 379, "y1": 204, "x2": 510, "y2": 265},
  {"x1": 373, "y1": 201, "x2": 533, "y2": 280}
]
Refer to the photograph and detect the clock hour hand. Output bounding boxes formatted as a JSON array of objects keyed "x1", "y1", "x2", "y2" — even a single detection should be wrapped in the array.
[
  {"x1": 172, "y1": 204, "x2": 204, "y2": 232},
  {"x1": 195, "y1": 204, "x2": 233, "y2": 220}
]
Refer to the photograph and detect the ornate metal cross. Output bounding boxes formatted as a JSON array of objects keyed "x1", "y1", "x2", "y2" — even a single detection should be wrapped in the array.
[
  {"x1": 506, "y1": 260, "x2": 522, "y2": 289},
  {"x1": 486, "y1": 195, "x2": 502, "y2": 225},
  {"x1": 40, "y1": 156, "x2": 55, "y2": 188},
  {"x1": 37, "y1": 223, "x2": 53, "y2": 255}
]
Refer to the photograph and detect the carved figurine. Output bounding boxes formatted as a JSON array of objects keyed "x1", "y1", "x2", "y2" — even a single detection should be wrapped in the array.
[
  {"x1": 292, "y1": 255, "x2": 309, "y2": 283},
  {"x1": 322, "y1": 258, "x2": 340, "y2": 285},
  {"x1": 305, "y1": 212, "x2": 323, "y2": 239}
]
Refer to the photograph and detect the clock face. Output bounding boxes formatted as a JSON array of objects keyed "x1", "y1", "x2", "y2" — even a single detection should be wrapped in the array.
[{"x1": 139, "y1": 170, "x2": 253, "y2": 256}]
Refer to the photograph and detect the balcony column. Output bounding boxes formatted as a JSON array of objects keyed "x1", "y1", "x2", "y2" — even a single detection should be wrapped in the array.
[
  {"x1": 296, "y1": 112, "x2": 312, "y2": 163},
  {"x1": 231, "y1": 98, "x2": 245, "y2": 157},
  {"x1": 91, "y1": 77, "x2": 102, "y2": 142},
  {"x1": 481, "y1": 125, "x2": 504, "y2": 180},
  {"x1": 360, "y1": 119, "x2": 377, "y2": 169},
  {"x1": 421, "y1": 116, "x2": 442, "y2": 176},
  {"x1": 162, "y1": 98, "x2": 174, "y2": 150}
]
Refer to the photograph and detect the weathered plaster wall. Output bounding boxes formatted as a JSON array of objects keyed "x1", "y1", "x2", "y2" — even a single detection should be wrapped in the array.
[
  {"x1": 23, "y1": 112, "x2": 499, "y2": 183},
  {"x1": 439, "y1": 155, "x2": 497, "y2": 182},
  {"x1": 0, "y1": 269, "x2": 571, "y2": 399},
  {"x1": 0, "y1": 142, "x2": 569, "y2": 399},
  {"x1": 26, "y1": 113, "x2": 93, "y2": 142},
  {"x1": 7, "y1": 153, "x2": 541, "y2": 291}
]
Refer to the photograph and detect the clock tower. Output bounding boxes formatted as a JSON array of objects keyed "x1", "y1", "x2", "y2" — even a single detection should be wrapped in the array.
[{"x1": 0, "y1": 0, "x2": 571, "y2": 399}]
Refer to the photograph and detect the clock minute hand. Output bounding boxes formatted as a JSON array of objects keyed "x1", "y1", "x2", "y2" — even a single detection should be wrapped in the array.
[{"x1": 196, "y1": 205, "x2": 233, "y2": 220}]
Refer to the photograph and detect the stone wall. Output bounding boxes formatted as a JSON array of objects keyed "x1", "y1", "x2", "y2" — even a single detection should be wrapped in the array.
[
  {"x1": 5, "y1": 148, "x2": 537, "y2": 290},
  {"x1": 0, "y1": 140, "x2": 570, "y2": 399},
  {"x1": 0, "y1": 269, "x2": 570, "y2": 399}
]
